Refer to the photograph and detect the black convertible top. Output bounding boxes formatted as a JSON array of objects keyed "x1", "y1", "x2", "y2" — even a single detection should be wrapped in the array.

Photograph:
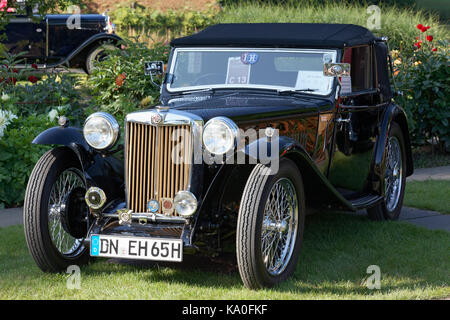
[{"x1": 171, "y1": 23, "x2": 377, "y2": 48}]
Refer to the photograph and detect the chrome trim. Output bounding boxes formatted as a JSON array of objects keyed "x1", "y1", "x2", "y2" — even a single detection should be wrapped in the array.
[
  {"x1": 83, "y1": 112, "x2": 120, "y2": 150},
  {"x1": 104, "y1": 211, "x2": 187, "y2": 224},
  {"x1": 124, "y1": 109, "x2": 204, "y2": 209},
  {"x1": 166, "y1": 47, "x2": 338, "y2": 96}
]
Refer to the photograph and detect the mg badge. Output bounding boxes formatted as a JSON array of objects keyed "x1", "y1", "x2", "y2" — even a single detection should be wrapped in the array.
[
  {"x1": 151, "y1": 113, "x2": 162, "y2": 125},
  {"x1": 147, "y1": 199, "x2": 159, "y2": 213}
]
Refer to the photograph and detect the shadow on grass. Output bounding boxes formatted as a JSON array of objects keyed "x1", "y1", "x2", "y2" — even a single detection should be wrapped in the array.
[{"x1": 81, "y1": 211, "x2": 450, "y2": 295}]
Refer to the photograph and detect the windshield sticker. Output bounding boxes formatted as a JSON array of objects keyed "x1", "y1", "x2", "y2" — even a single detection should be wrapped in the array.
[
  {"x1": 295, "y1": 71, "x2": 330, "y2": 92},
  {"x1": 226, "y1": 57, "x2": 251, "y2": 85},
  {"x1": 187, "y1": 52, "x2": 202, "y2": 74},
  {"x1": 241, "y1": 52, "x2": 259, "y2": 65}
]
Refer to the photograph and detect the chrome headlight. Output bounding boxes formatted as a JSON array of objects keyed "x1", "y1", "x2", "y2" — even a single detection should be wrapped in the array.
[
  {"x1": 83, "y1": 112, "x2": 119, "y2": 150},
  {"x1": 202, "y1": 117, "x2": 239, "y2": 155},
  {"x1": 174, "y1": 191, "x2": 197, "y2": 217}
]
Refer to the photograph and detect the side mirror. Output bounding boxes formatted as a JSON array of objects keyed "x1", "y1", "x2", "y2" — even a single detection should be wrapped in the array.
[
  {"x1": 323, "y1": 63, "x2": 351, "y2": 78},
  {"x1": 145, "y1": 61, "x2": 164, "y2": 76}
]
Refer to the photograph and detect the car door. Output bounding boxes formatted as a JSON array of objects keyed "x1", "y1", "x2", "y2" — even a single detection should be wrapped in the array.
[
  {"x1": 3, "y1": 14, "x2": 46, "y2": 62},
  {"x1": 327, "y1": 45, "x2": 381, "y2": 196}
]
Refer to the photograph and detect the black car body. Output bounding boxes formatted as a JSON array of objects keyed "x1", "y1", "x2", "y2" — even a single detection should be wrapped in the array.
[
  {"x1": 2, "y1": 9, "x2": 121, "y2": 73},
  {"x1": 25, "y1": 23, "x2": 413, "y2": 289}
]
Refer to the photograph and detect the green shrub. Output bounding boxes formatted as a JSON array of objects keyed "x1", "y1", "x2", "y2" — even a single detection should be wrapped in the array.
[
  {"x1": 86, "y1": 39, "x2": 169, "y2": 125},
  {"x1": 394, "y1": 27, "x2": 450, "y2": 151},
  {"x1": 0, "y1": 114, "x2": 52, "y2": 208}
]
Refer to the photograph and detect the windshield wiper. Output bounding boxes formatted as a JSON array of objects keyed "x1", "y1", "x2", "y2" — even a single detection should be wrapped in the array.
[
  {"x1": 277, "y1": 88, "x2": 318, "y2": 95},
  {"x1": 180, "y1": 88, "x2": 214, "y2": 95}
]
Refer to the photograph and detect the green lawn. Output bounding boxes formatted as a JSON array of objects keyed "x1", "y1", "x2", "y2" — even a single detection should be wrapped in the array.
[
  {"x1": 404, "y1": 180, "x2": 450, "y2": 214},
  {"x1": 0, "y1": 212, "x2": 449, "y2": 299}
]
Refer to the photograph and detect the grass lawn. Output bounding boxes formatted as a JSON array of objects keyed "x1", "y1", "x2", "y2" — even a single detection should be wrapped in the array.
[
  {"x1": 404, "y1": 180, "x2": 450, "y2": 214},
  {"x1": 0, "y1": 212, "x2": 448, "y2": 300}
]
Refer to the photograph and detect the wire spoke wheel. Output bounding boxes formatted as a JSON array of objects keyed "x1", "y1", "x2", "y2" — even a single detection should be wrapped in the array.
[
  {"x1": 47, "y1": 168, "x2": 85, "y2": 256},
  {"x1": 261, "y1": 178, "x2": 298, "y2": 276},
  {"x1": 384, "y1": 136, "x2": 403, "y2": 212}
]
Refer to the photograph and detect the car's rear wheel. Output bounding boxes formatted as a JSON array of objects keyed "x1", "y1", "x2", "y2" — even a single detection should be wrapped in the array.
[
  {"x1": 24, "y1": 147, "x2": 89, "y2": 272},
  {"x1": 367, "y1": 122, "x2": 406, "y2": 221},
  {"x1": 85, "y1": 43, "x2": 116, "y2": 74},
  {"x1": 237, "y1": 159, "x2": 305, "y2": 289}
]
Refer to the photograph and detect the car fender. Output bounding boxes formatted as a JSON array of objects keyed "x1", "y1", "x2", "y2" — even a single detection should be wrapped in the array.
[
  {"x1": 201, "y1": 135, "x2": 356, "y2": 220},
  {"x1": 47, "y1": 33, "x2": 122, "y2": 68},
  {"x1": 32, "y1": 126, "x2": 124, "y2": 201},
  {"x1": 373, "y1": 103, "x2": 414, "y2": 183}
]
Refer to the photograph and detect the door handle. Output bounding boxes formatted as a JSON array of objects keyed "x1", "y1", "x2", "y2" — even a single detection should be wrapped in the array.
[
  {"x1": 36, "y1": 28, "x2": 42, "y2": 32},
  {"x1": 335, "y1": 116, "x2": 350, "y2": 124}
]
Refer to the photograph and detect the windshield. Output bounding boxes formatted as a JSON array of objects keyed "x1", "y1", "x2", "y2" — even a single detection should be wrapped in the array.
[{"x1": 167, "y1": 48, "x2": 337, "y2": 95}]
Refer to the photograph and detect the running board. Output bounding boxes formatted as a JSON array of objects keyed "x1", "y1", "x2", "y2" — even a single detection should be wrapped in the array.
[{"x1": 349, "y1": 194, "x2": 383, "y2": 210}]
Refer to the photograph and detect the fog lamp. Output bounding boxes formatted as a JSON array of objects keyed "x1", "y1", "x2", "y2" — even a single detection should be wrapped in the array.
[{"x1": 174, "y1": 191, "x2": 197, "y2": 217}]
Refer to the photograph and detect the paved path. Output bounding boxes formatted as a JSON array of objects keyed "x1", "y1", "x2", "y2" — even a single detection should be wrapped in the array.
[
  {"x1": 407, "y1": 166, "x2": 450, "y2": 182},
  {"x1": 1, "y1": 206, "x2": 449, "y2": 232}
]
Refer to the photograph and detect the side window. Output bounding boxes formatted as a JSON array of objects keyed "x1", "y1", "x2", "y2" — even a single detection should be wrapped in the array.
[{"x1": 343, "y1": 46, "x2": 375, "y2": 92}]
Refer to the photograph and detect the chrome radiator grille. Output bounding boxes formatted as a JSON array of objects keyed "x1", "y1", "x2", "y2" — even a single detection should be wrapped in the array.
[{"x1": 126, "y1": 122, "x2": 192, "y2": 214}]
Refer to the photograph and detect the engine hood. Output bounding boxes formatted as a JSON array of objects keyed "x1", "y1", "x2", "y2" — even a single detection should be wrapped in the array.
[{"x1": 159, "y1": 92, "x2": 333, "y2": 124}]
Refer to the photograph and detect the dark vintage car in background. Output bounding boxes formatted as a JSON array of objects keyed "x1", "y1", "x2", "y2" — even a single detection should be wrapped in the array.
[
  {"x1": 23, "y1": 23, "x2": 413, "y2": 289},
  {"x1": 1, "y1": 3, "x2": 121, "y2": 74}
]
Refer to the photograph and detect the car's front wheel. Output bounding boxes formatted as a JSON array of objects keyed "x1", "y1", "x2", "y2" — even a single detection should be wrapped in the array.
[
  {"x1": 237, "y1": 159, "x2": 305, "y2": 289},
  {"x1": 367, "y1": 122, "x2": 406, "y2": 221},
  {"x1": 85, "y1": 43, "x2": 116, "y2": 74},
  {"x1": 24, "y1": 147, "x2": 89, "y2": 272}
]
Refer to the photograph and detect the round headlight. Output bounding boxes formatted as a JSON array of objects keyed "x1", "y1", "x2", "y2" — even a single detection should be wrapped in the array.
[
  {"x1": 174, "y1": 191, "x2": 197, "y2": 217},
  {"x1": 202, "y1": 117, "x2": 239, "y2": 155},
  {"x1": 83, "y1": 112, "x2": 119, "y2": 150}
]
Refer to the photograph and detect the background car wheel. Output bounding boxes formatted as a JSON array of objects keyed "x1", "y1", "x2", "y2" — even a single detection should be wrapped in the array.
[
  {"x1": 367, "y1": 122, "x2": 406, "y2": 221},
  {"x1": 85, "y1": 43, "x2": 116, "y2": 74},
  {"x1": 24, "y1": 147, "x2": 89, "y2": 272},
  {"x1": 237, "y1": 158, "x2": 305, "y2": 289}
]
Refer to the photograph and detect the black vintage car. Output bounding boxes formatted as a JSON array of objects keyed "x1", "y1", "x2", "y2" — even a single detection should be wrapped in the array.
[
  {"x1": 1, "y1": 5, "x2": 121, "y2": 73},
  {"x1": 24, "y1": 24, "x2": 413, "y2": 289}
]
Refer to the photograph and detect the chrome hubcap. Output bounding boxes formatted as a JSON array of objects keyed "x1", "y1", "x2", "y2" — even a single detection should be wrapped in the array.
[
  {"x1": 261, "y1": 178, "x2": 298, "y2": 276},
  {"x1": 385, "y1": 136, "x2": 403, "y2": 211},
  {"x1": 48, "y1": 168, "x2": 85, "y2": 256}
]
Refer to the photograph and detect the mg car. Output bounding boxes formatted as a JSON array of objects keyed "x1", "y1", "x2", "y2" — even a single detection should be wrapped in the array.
[
  {"x1": 1, "y1": 1, "x2": 121, "y2": 74},
  {"x1": 24, "y1": 23, "x2": 413, "y2": 289}
]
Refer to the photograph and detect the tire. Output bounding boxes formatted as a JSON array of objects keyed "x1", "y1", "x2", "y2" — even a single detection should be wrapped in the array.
[
  {"x1": 237, "y1": 158, "x2": 305, "y2": 289},
  {"x1": 24, "y1": 147, "x2": 89, "y2": 272},
  {"x1": 85, "y1": 43, "x2": 116, "y2": 74},
  {"x1": 367, "y1": 122, "x2": 406, "y2": 221}
]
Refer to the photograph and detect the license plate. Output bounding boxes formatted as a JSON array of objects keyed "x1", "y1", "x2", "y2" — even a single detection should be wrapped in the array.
[{"x1": 90, "y1": 234, "x2": 183, "y2": 262}]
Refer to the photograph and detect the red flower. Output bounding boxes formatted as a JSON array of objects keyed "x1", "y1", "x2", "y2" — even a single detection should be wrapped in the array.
[
  {"x1": 421, "y1": 27, "x2": 427, "y2": 32},
  {"x1": 432, "y1": 48, "x2": 437, "y2": 52},
  {"x1": 426, "y1": 35, "x2": 433, "y2": 42},
  {"x1": 12, "y1": 68, "x2": 18, "y2": 73},
  {"x1": 8, "y1": 77, "x2": 17, "y2": 85},
  {"x1": 426, "y1": 26, "x2": 431, "y2": 30},
  {"x1": 28, "y1": 75, "x2": 39, "y2": 83},
  {"x1": 417, "y1": 24, "x2": 423, "y2": 30},
  {"x1": 414, "y1": 42, "x2": 422, "y2": 49},
  {"x1": 115, "y1": 73, "x2": 126, "y2": 87},
  {"x1": 31, "y1": 63, "x2": 38, "y2": 69}
]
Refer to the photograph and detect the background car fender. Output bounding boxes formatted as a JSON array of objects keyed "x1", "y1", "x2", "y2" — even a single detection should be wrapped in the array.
[
  {"x1": 48, "y1": 33, "x2": 122, "y2": 68},
  {"x1": 32, "y1": 126, "x2": 124, "y2": 201}
]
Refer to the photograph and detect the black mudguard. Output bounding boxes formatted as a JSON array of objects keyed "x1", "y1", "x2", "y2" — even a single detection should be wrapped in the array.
[
  {"x1": 32, "y1": 126, "x2": 124, "y2": 201},
  {"x1": 48, "y1": 33, "x2": 122, "y2": 68},
  {"x1": 373, "y1": 103, "x2": 414, "y2": 179}
]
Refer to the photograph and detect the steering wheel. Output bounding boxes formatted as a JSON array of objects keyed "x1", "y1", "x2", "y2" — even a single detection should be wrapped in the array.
[{"x1": 193, "y1": 73, "x2": 224, "y2": 86}]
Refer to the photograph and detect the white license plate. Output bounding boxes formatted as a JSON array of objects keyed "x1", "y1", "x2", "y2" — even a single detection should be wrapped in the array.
[{"x1": 90, "y1": 234, "x2": 183, "y2": 262}]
